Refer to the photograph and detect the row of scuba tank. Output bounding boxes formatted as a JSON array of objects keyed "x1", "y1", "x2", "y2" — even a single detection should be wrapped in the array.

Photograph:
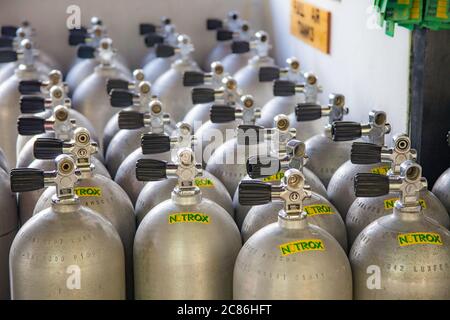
[{"x1": 0, "y1": 11, "x2": 448, "y2": 300}]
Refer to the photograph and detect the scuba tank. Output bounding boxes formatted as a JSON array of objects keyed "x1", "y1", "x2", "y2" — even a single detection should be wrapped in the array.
[
  {"x1": 182, "y1": 61, "x2": 229, "y2": 127},
  {"x1": 16, "y1": 104, "x2": 103, "y2": 168},
  {"x1": 139, "y1": 16, "x2": 174, "y2": 67},
  {"x1": 102, "y1": 69, "x2": 146, "y2": 152},
  {"x1": 0, "y1": 147, "x2": 9, "y2": 172},
  {"x1": 234, "y1": 30, "x2": 276, "y2": 108},
  {"x1": 32, "y1": 128, "x2": 135, "y2": 298},
  {"x1": 232, "y1": 119, "x2": 327, "y2": 229},
  {"x1": 240, "y1": 140, "x2": 346, "y2": 250},
  {"x1": 105, "y1": 94, "x2": 174, "y2": 177},
  {"x1": 10, "y1": 155, "x2": 125, "y2": 299},
  {"x1": 135, "y1": 133, "x2": 233, "y2": 224},
  {"x1": 151, "y1": 34, "x2": 200, "y2": 122},
  {"x1": 204, "y1": 11, "x2": 246, "y2": 70},
  {"x1": 18, "y1": 125, "x2": 109, "y2": 226},
  {"x1": 0, "y1": 26, "x2": 54, "y2": 83},
  {"x1": 72, "y1": 38, "x2": 132, "y2": 144},
  {"x1": 66, "y1": 21, "x2": 130, "y2": 93},
  {"x1": 17, "y1": 75, "x2": 98, "y2": 156},
  {"x1": 195, "y1": 90, "x2": 257, "y2": 167},
  {"x1": 294, "y1": 94, "x2": 349, "y2": 187},
  {"x1": 115, "y1": 122, "x2": 193, "y2": 205},
  {"x1": 432, "y1": 131, "x2": 450, "y2": 213},
  {"x1": 0, "y1": 39, "x2": 49, "y2": 167},
  {"x1": 134, "y1": 147, "x2": 241, "y2": 299},
  {"x1": 327, "y1": 110, "x2": 392, "y2": 218},
  {"x1": 346, "y1": 134, "x2": 450, "y2": 245},
  {"x1": 234, "y1": 169, "x2": 352, "y2": 299},
  {"x1": 0, "y1": 156, "x2": 19, "y2": 300},
  {"x1": 221, "y1": 40, "x2": 254, "y2": 76},
  {"x1": 350, "y1": 161, "x2": 450, "y2": 299},
  {"x1": 142, "y1": 20, "x2": 178, "y2": 83}
]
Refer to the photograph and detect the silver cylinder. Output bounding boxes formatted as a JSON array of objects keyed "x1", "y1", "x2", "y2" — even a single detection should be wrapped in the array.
[
  {"x1": 221, "y1": 51, "x2": 254, "y2": 76},
  {"x1": 143, "y1": 57, "x2": 175, "y2": 83},
  {"x1": 205, "y1": 42, "x2": 232, "y2": 71},
  {"x1": 432, "y1": 167, "x2": 450, "y2": 214}
]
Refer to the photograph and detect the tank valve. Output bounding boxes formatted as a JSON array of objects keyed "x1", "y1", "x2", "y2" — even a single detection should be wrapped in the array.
[
  {"x1": 273, "y1": 73, "x2": 321, "y2": 103},
  {"x1": 77, "y1": 37, "x2": 116, "y2": 66},
  {"x1": 354, "y1": 160, "x2": 427, "y2": 209},
  {"x1": 239, "y1": 168, "x2": 311, "y2": 216},
  {"x1": 330, "y1": 110, "x2": 391, "y2": 146},
  {"x1": 250, "y1": 30, "x2": 271, "y2": 58},
  {"x1": 183, "y1": 61, "x2": 226, "y2": 87},
  {"x1": 351, "y1": 133, "x2": 417, "y2": 175},
  {"x1": 259, "y1": 57, "x2": 302, "y2": 83},
  {"x1": 68, "y1": 19, "x2": 106, "y2": 46},
  {"x1": 110, "y1": 81, "x2": 151, "y2": 109},
  {"x1": 210, "y1": 95, "x2": 260, "y2": 125},
  {"x1": 20, "y1": 85, "x2": 70, "y2": 114},
  {"x1": 106, "y1": 69, "x2": 145, "y2": 94},
  {"x1": 191, "y1": 76, "x2": 242, "y2": 105},
  {"x1": 19, "y1": 70, "x2": 65, "y2": 94},
  {"x1": 206, "y1": 11, "x2": 242, "y2": 32},
  {"x1": 295, "y1": 93, "x2": 348, "y2": 125},
  {"x1": 155, "y1": 34, "x2": 193, "y2": 60}
]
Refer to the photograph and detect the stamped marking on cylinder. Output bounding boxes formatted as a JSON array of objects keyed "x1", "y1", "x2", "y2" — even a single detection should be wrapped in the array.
[
  {"x1": 370, "y1": 165, "x2": 390, "y2": 175},
  {"x1": 168, "y1": 212, "x2": 210, "y2": 224},
  {"x1": 262, "y1": 171, "x2": 284, "y2": 183},
  {"x1": 194, "y1": 178, "x2": 214, "y2": 188},
  {"x1": 304, "y1": 204, "x2": 335, "y2": 216},
  {"x1": 74, "y1": 187, "x2": 102, "y2": 197},
  {"x1": 279, "y1": 239, "x2": 325, "y2": 256},
  {"x1": 398, "y1": 232, "x2": 443, "y2": 246},
  {"x1": 384, "y1": 198, "x2": 427, "y2": 210}
]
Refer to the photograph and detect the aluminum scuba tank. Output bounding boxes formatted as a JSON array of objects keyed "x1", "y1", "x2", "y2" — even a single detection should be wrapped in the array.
[
  {"x1": 182, "y1": 61, "x2": 229, "y2": 127},
  {"x1": 139, "y1": 16, "x2": 174, "y2": 67},
  {"x1": 115, "y1": 121, "x2": 193, "y2": 205},
  {"x1": 134, "y1": 147, "x2": 241, "y2": 299},
  {"x1": 10, "y1": 155, "x2": 125, "y2": 299},
  {"x1": 234, "y1": 169, "x2": 352, "y2": 299},
  {"x1": 103, "y1": 69, "x2": 147, "y2": 151},
  {"x1": 135, "y1": 133, "x2": 233, "y2": 224},
  {"x1": 196, "y1": 94, "x2": 260, "y2": 166},
  {"x1": 0, "y1": 147, "x2": 9, "y2": 172},
  {"x1": 18, "y1": 125, "x2": 109, "y2": 226},
  {"x1": 32, "y1": 128, "x2": 135, "y2": 298},
  {"x1": 72, "y1": 38, "x2": 132, "y2": 144},
  {"x1": 327, "y1": 110, "x2": 392, "y2": 218},
  {"x1": 240, "y1": 142, "x2": 342, "y2": 248},
  {"x1": 16, "y1": 76, "x2": 98, "y2": 156},
  {"x1": 432, "y1": 132, "x2": 450, "y2": 213},
  {"x1": 221, "y1": 40, "x2": 254, "y2": 76},
  {"x1": 0, "y1": 39, "x2": 49, "y2": 167},
  {"x1": 234, "y1": 31, "x2": 276, "y2": 108},
  {"x1": 151, "y1": 34, "x2": 201, "y2": 122},
  {"x1": 105, "y1": 94, "x2": 174, "y2": 177},
  {"x1": 204, "y1": 11, "x2": 246, "y2": 71},
  {"x1": 350, "y1": 161, "x2": 450, "y2": 299},
  {"x1": 346, "y1": 134, "x2": 449, "y2": 245},
  {"x1": 0, "y1": 159, "x2": 19, "y2": 300},
  {"x1": 16, "y1": 104, "x2": 103, "y2": 168},
  {"x1": 232, "y1": 122, "x2": 328, "y2": 230},
  {"x1": 66, "y1": 23, "x2": 130, "y2": 93}
]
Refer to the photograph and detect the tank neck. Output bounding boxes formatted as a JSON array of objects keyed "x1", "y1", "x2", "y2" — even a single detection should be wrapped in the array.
[
  {"x1": 15, "y1": 64, "x2": 38, "y2": 78},
  {"x1": 393, "y1": 202, "x2": 424, "y2": 222},
  {"x1": 172, "y1": 58, "x2": 196, "y2": 71},
  {"x1": 249, "y1": 55, "x2": 273, "y2": 67},
  {"x1": 94, "y1": 63, "x2": 117, "y2": 75},
  {"x1": 51, "y1": 197, "x2": 81, "y2": 214},
  {"x1": 277, "y1": 210, "x2": 309, "y2": 230},
  {"x1": 171, "y1": 188, "x2": 202, "y2": 206}
]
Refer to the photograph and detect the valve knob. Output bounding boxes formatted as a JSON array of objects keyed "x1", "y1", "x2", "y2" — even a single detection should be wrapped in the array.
[
  {"x1": 18, "y1": 80, "x2": 43, "y2": 94},
  {"x1": 206, "y1": 19, "x2": 223, "y2": 30},
  {"x1": 68, "y1": 27, "x2": 87, "y2": 35},
  {"x1": 33, "y1": 138, "x2": 64, "y2": 160},
  {"x1": 144, "y1": 33, "x2": 164, "y2": 47},
  {"x1": 141, "y1": 133, "x2": 171, "y2": 154},
  {"x1": 0, "y1": 49, "x2": 17, "y2": 63},
  {"x1": 295, "y1": 104, "x2": 322, "y2": 121},
  {"x1": 106, "y1": 79, "x2": 129, "y2": 94},
  {"x1": 0, "y1": 36, "x2": 13, "y2": 48},
  {"x1": 68, "y1": 33, "x2": 87, "y2": 46},
  {"x1": 273, "y1": 80, "x2": 296, "y2": 96},
  {"x1": 10, "y1": 168, "x2": 45, "y2": 192},
  {"x1": 183, "y1": 71, "x2": 205, "y2": 87},
  {"x1": 118, "y1": 111, "x2": 145, "y2": 129},
  {"x1": 231, "y1": 41, "x2": 250, "y2": 54},
  {"x1": 192, "y1": 88, "x2": 215, "y2": 104},
  {"x1": 155, "y1": 44, "x2": 175, "y2": 58},
  {"x1": 351, "y1": 142, "x2": 382, "y2": 165},
  {"x1": 17, "y1": 117, "x2": 45, "y2": 135},
  {"x1": 331, "y1": 121, "x2": 362, "y2": 141},
  {"x1": 1, "y1": 26, "x2": 18, "y2": 37},
  {"x1": 139, "y1": 23, "x2": 157, "y2": 35},
  {"x1": 259, "y1": 67, "x2": 280, "y2": 82},
  {"x1": 210, "y1": 105, "x2": 235, "y2": 123},
  {"x1": 136, "y1": 159, "x2": 168, "y2": 181},
  {"x1": 238, "y1": 180, "x2": 272, "y2": 205},
  {"x1": 110, "y1": 89, "x2": 133, "y2": 107},
  {"x1": 20, "y1": 96, "x2": 45, "y2": 113},
  {"x1": 216, "y1": 29, "x2": 233, "y2": 41},
  {"x1": 77, "y1": 45, "x2": 95, "y2": 59},
  {"x1": 354, "y1": 173, "x2": 390, "y2": 197},
  {"x1": 246, "y1": 156, "x2": 281, "y2": 179}
]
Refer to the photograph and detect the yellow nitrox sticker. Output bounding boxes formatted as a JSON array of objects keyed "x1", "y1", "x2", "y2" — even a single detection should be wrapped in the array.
[
  {"x1": 279, "y1": 239, "x2": 325, "y2": 256},
  {"x1": 74, "y1": 187, "x2": 102, "y2": 197},
  {"x1": 262, "y1": 171, "x2": 284, "y2": 183},
  {"x1": 304, "y1": 204, "x2": 335, "y2": 216},
  {"x1": 168, "y1": 212, "x2": 210, "y2": 224},
  {"x1": 397, "y1": 232, "x2": 443, "y2": 246},
  {"x1": 370, "y1": 165, "x2": 390, "y2": 175},
  {"x1": 384, "y1": 198, "x2": 427, "y2": 210},
  {"x1": 194, "y1": 178, "x2": 214, "y2": 188}
]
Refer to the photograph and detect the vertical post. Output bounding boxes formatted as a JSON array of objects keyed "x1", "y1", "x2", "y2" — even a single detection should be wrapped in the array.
[{"x1": 410, "y1": 28, "x2": 450, "y2": 187}]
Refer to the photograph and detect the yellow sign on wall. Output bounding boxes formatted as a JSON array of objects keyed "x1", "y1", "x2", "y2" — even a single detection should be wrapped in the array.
[{"x1": 290, "y1": 0, "x2": 331, "y2": 54}]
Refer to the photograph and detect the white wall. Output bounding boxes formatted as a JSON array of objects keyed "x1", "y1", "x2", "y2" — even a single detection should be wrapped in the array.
[{"x1": 263, "y1": 0, "x2": 411, "y2": 139}]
